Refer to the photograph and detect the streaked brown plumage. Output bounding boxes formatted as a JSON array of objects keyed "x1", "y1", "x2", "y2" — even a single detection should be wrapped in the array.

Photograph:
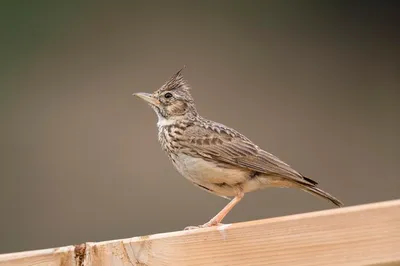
[{"x1": 134, "y1": 67, "x2": 343, "y2": 229}]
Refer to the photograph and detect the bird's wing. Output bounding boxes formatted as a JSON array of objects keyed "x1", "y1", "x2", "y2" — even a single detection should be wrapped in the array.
[{"x1": 179, "y1": 123, "x2": 317, "y2": 186}]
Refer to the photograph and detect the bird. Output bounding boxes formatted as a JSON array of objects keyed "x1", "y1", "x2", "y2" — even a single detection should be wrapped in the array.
[{"x1": 133, "y1": 67, "x2": 343, "y2": 229}]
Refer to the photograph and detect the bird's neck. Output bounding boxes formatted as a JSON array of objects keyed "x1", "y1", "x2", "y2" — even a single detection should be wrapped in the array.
[
  {"x1": 157, "y1": 116, "x2": 182, "y2": 127},
  {"x1": 157, "y1": 113, "x2": 198, "y2": 128}
]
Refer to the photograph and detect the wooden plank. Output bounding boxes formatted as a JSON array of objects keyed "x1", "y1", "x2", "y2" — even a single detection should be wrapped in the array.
[{"x1": 1, "y1": 199, "x2": 400, "y2": 266}]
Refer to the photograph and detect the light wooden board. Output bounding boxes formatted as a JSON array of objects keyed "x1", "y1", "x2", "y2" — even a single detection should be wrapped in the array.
[{"x1": 1, "y1": 199, "x2": 400, "y2": 266}]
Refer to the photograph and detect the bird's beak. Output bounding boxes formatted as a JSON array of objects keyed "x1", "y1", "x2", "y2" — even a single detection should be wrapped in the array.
[{"x1": 132, "y1": 92, "x2": 160, "y2": 106}]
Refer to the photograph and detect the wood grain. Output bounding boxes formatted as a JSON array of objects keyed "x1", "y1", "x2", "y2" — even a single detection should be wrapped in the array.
[{"x1": 1, "y1": 199, "x2": 400, "y2": 266}]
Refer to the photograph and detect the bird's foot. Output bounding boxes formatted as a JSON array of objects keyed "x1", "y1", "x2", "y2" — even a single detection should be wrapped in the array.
[
  {"x1": 184, "y1": 221, "x2": 225, "y2": 231},
  {"x1": 183, "y1": 225, "x2": 202, "y2": 230}
]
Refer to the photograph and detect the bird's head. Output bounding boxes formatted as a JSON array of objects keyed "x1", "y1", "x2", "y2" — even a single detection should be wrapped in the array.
[{"x1": 133, "y1": 67, "x2": 198, "y2": 126}]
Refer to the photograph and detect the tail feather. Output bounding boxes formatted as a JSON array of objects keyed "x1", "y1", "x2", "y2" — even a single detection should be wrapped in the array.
[
  {"x1": 301, "y1": 175, "x2": 318, "y2": 186},
  {"x1": 301, "y1": 185, "x2": 343, "y2": 207}
]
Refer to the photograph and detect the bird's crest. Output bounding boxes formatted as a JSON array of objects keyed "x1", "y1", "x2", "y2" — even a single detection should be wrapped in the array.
[{"x1": 157, "y1": 66, "x2": 190, "y2": 93}]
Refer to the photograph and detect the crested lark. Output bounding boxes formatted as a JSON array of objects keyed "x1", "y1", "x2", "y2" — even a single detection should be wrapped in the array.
[{"x1": 134, "y1": 68, "x2": 343, "y2": 229}]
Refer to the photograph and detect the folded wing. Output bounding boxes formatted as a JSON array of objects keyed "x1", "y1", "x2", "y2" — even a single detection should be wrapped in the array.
[{"x1": 179, "y1": 123, "x2": 317, "y2": 186}]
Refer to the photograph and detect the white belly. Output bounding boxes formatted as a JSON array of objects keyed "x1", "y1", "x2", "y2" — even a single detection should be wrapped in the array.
[
  {"x1": 171, "y1": 153, "x2": 249, "y2": 189},
  {"x1": 170, "y1": 153, "x2": 289, "y2": 197}
]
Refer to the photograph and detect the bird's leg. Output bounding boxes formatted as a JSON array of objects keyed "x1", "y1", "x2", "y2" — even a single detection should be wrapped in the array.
[
  {"x1": 182, "y1": 191, "x2": 244, "y2": 231},
  {"x1": 202, "y1": 191, "x2": 244, "y2": 227},
  {"x1": 184, "y1": 191, "x2": 244, "y2": 230}
]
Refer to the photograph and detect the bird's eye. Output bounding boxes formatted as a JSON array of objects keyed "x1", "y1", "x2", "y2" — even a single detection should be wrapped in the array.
[{"x1": 164, "y1": 92, "x2": 173, "y2": 99}]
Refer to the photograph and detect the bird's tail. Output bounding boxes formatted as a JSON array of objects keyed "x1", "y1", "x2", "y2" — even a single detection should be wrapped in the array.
[{"x1": 301, "y1": 184, "x2": 343, "y2": 207}]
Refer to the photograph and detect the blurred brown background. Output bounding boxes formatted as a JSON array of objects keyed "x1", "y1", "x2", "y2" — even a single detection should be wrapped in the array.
[{"x1": 0, "y1": 1, "x2": 399, "y2": 254}]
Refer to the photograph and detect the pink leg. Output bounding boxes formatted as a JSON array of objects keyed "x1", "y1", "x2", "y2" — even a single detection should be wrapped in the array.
[{"x1": 185, "y1": 191, "x2": 244, "y2": 230}]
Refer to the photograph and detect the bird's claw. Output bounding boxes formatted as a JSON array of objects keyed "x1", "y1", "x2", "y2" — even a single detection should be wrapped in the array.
[
  {"x1": 184, "y1": 222, "x2": 226, "y2": 231},
  {"x1": 184, "y1": 225, "x2": 202, "y2": 230}
]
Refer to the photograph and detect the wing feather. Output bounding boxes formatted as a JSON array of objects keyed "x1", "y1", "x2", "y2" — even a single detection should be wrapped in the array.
[{"x1": 179, "y1": 123, "x2": 317, "y2": 186}]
